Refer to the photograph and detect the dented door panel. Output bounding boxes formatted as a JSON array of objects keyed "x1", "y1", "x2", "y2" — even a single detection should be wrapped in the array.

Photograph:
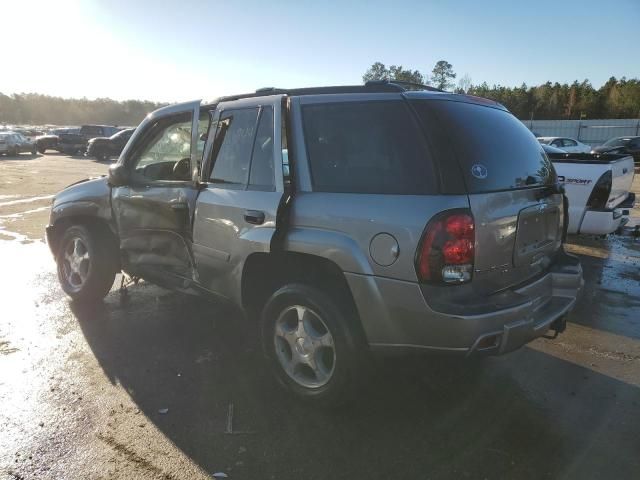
[
  {"x1": 111, "y1": 100, "x2": 202, "y2": 280},
  {"x1": 112, "y1": 184, "x2": 198, "y2": 276}
]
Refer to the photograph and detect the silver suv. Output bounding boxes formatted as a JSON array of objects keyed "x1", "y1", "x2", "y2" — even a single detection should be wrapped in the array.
[{"x1": 46, "y1": 83, "x2": 583, "y2": 405}]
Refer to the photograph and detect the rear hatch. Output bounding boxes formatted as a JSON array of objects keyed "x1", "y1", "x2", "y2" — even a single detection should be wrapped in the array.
[{"x1": 410, "y1": 97, "x2": 563, "y2": 294}]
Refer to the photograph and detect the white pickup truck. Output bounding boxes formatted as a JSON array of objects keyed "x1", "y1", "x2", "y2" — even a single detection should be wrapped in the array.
[{"x1": 544, "y1": 146, "x2": 635, "y2": 234}]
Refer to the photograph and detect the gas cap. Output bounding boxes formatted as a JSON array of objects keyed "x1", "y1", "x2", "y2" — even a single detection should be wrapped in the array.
[{"x1": 369, "y1": 233, "x2": 400, "y2": 266}]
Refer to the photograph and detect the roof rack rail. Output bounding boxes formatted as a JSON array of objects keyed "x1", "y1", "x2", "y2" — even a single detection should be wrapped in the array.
[
  {"x1": 212, "y1": 81, "x2": 445, "y2": 103},
  {"x1": 364, "y1": 79, "x2": 444, "y2": 92}
]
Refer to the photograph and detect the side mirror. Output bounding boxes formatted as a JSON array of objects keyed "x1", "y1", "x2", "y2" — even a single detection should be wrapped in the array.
[{"x1": 108, "y1": 163, "x2": 130, "y2": 187}]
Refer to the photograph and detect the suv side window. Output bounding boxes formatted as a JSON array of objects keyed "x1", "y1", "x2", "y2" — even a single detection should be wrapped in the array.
[
  {"x1": 209, "y1": 108, "x2": 259, "y2": 187},
  {"x1": 301, "y1": 100, "x2": 436, "y2": 194},
  {"x1": 131, "y1": 112, "x2": 193, "y2": 182},
  {"x1": 248, "y1": 106, "x2": 275, "y2": 191}
]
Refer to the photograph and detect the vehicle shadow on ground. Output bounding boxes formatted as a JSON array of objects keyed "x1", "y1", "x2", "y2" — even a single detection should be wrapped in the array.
[{"x1": 71, "y1": 285, "x2": 640, "y2": 480}]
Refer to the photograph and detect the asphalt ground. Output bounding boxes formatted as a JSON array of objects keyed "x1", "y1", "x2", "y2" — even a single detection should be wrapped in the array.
[{"x1": 1, "y1": 152, "x2": 639, "y2": 480}]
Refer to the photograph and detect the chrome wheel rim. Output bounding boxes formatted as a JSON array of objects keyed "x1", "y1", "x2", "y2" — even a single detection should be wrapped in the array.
[
  {"x1": 62, "y1": 237, "x2": 90, "y2": 292},
  {"x1": 273, "y1": 305, "x2": 336, "y2": 389}
]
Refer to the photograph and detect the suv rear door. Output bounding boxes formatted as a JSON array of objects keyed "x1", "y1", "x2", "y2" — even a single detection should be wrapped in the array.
[
  {"x1": 410, "y1": 97, "x2": 563, "y2": 294},
  {"x1": 192, "y1": 96, "x2": 284, "y2": 302}
]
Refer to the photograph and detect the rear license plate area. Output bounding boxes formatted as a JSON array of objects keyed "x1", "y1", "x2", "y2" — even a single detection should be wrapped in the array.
[{"x1": 513, "y1": 204, "x2": 559, "y2": 267}]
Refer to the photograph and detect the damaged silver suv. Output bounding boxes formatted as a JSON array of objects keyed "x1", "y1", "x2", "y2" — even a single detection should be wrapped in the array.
[{"x1": 46, "y1": 82, "x2": 583, "y2": 405}]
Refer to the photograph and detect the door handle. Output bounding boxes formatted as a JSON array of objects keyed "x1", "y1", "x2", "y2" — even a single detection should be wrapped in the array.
[{"x1": 244, "y1": 210, "x2": 265, "y2": 225}]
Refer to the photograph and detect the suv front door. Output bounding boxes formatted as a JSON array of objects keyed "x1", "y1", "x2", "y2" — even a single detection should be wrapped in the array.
[
  {"x1": 193, "y1": 96, "x2": 285, "y2": 303},
  {"x1": 111, "y1": 100, "x2": 208, "y2": 287}
]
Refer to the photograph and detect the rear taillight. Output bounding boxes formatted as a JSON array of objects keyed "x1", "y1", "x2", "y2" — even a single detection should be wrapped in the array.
[
  {"x1": 586, "y1": 170, "x2": 612, "y2": 210},
  {"x1": 416, "y1": 210, "x2": 475, "y2": 284}
]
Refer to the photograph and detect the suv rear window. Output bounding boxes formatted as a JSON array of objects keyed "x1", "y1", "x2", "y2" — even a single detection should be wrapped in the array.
[
  {"x1": 411, "y1": 100, "x2": 555, "y2": 193},
  {"x1": 301, "y1": 100, "x2": 436, "y2": 194}
]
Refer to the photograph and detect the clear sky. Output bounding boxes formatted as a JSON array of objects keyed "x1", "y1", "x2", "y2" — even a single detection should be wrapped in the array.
[{"x1": 1, "y1": 0, "x2": 638, "y2": 102}]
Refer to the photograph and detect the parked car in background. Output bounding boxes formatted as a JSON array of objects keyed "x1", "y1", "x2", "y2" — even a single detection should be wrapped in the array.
[
  {"x1": 86, "y1": 128, "x2": 135, "y2": 161},
  {"x1": 591, "y1": 136, "x2": 640, "y2": 164},
  {"x1": 545, "y1": 149, "x2": 635, "y2": 234},
  {"x1": 14, "y1": 128, "x2": 44, "y2": 142},
  {"x1": 538, "y1": 137, "x2": 591, "y2": 153},
  {"x1": 46, "y1": 83, "x2": 583, "y2": 405},
  {"x1": 58, "y1": 125, "x2": 122, "y2": 155},
  {"x1": 541, "y1": 144, "x2": 566, "y2": 154},
  {"x1": 0, "y1": 132, "x2": 37, "y2": 156},
  {"x1": 35, "y1": 128, "x2": 81, "y2": 153}
]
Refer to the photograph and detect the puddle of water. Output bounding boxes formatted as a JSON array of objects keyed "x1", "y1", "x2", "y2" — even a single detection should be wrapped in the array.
[
  {"x1": 0, "y1": 206, "x2": 51, "y2": 219},
  {"x1": 0, "y1": 195, "x2": 54, "y2": 208}
]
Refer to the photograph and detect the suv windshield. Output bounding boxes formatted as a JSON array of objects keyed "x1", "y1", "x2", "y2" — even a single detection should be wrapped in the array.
[{"x1": 411, "y1": 100, "x2": 555, "y2": 193}]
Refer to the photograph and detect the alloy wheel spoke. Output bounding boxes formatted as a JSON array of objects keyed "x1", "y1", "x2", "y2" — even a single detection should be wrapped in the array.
[
  {"x1": 316, "y1": 332, "x2": 334, "y2": 348},
  {"x1": 73, "y1": 239, "x2": 83, "y2": 257},
  {"x1": 312, "y1": 362, "x2": 329, "y2": 384}
]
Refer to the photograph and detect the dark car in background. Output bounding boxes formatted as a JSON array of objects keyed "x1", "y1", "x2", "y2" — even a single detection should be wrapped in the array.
[
  {"x1": 36, "y1": 128, "x2": 82, "y2": 154},
  {"x1": 58, "y1": 125, "x2": 122, "y2": 155},
  {"x1": 592, "y1": 136, "x2": 640, "y2": 163},
  {"x1": 86, "y1": 128, "x2": 135, "y2": 161}
]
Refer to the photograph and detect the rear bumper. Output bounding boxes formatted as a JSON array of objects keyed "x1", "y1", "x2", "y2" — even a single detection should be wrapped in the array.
[
  {"x1": 346, "y1": 251, "x2": 583, "y2": 356},
  {"x1": 579, "y1": 208, "x2": 627, "y2": 235}
]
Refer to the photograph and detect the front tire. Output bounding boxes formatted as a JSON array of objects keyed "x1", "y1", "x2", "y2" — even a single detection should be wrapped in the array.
[
  {"x1": 261, "y1": 284, "x2": 367, "y2": 407},
  {"x1": 56, "y1": 224, "x2": 118, "y2": 302}
]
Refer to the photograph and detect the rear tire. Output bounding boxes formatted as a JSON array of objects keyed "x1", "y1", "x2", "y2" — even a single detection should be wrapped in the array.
[
  {"x1": 56, "y1": 224, "x2": 118, "y2": 302},
  {"x1": 261, "y1": 283, "x2": 367, "y2": 407},
  {"x1": 38, "y1": 146, "x2": 46, "y2": 154}
]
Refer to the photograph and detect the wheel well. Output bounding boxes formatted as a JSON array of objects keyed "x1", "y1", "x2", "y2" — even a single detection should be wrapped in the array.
[
  {"x1": 49, "y1": 216, "x2": 119, "y2": 264},
  {"x1": 241, "y1": 251, "x2": 361, "y2": 324}
]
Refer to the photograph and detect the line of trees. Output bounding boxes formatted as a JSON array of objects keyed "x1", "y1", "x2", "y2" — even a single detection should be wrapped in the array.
[
  {"x1": 2, "y1": 63, "x2": 639, "y2": 125},
  {"x1": 363, "y1": 61, "x2": 640, "y2": 120},
  {"x1": 0, "y1": 93, "x2": 165, "y2": 126}
]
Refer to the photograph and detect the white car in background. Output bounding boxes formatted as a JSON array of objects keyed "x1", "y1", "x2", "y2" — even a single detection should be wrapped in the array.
[
  {"x1": 538, "y1": 136, "x2": 591, "y2": 153},
  {"x1": 0, "y1": 132, "x2": 38, "y2": 156}
]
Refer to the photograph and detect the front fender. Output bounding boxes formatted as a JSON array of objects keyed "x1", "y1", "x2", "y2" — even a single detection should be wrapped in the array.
[{"x1": 47, "y1": 177, "x2": 115, "y2": 254}]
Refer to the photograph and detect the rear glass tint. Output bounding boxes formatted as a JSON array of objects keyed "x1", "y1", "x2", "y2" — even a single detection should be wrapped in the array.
[
  {"x1": 411, "y1": 100, "x2": 555, "y2": 193},
  {"x1": 301, "y1": 101, "x2": 436, "y2": 194}
]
